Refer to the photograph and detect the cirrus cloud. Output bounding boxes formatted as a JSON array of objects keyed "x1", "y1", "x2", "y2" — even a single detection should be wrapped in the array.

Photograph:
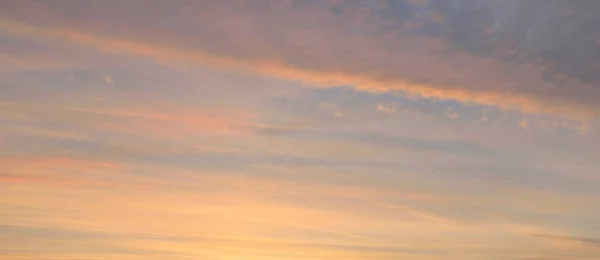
[{"x1": 1, "y1": 0, "x2": 599, "y2": 120}]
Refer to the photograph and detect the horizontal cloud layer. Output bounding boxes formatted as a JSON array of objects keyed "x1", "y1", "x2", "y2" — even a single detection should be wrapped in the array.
[
  {"x1": 2, "y1": 2, "x2": 600, "y2": 259},
  {"x1": 1, "y1": 0, "x2": 599, "y2": 119}
]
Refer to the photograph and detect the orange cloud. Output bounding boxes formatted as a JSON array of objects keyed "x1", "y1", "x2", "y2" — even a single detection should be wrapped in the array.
[
  {"x1": 0, "y1": 173, "x2": 103, "y2": 186},
  {"x1": 89, "y1": 106, "x2": 255, "y2": 138},
  {"x1": 0, "y1": 156, "x2": 122, "y2": 186},
  {"x1": 0, "y1": 156, "x2": 587, "y2": 259},
  {"x1": 1, "y1": 156, "x2": 121, "y2": 171},
  {"x1": 0, "y1": 18, "x2": 596, "y2": 120},
  {"x1": 0, "y1": 100, "x2": 256, "y2": 139}
]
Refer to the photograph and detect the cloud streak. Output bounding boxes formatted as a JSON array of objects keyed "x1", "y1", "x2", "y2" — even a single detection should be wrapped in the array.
[
  {"x1": 533, "y1": 234, "x2": 600, "y2": 248},
  {"x1": 2, "y1": 2, "x2": 600, "y2": 259},
  {"x1": 1, "y1": 1, "x2": 598, "y2": 119},
  {"x1": 0, "y1": 156, "x2": 122, "y2": 187},
  {"x1": 0, "y1": 100, "x2": 256, "y2": 139}
]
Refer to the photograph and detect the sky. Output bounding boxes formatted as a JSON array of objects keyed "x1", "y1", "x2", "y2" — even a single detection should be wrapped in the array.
[{"x1": 1, "y1": 0, "x2": 600, "y2": 259}]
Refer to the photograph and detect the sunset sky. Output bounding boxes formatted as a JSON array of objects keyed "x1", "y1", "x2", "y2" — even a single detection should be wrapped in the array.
[{"x1": 1, "y1": 1, "x2": 600, "y2": 259}]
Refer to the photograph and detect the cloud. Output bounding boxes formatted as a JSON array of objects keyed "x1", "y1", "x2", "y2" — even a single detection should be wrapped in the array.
[
  {"x1": 1, "y1": 1, "x2": 599, "y2": 119},
  {"x1": 1, "y1": 156, "x2": 120, "y2": 170},
  {"x1": 2, "y1": 3, "x2": 600, "y2": 258},
  {"x1": 0, "y1": 223, "x2": 459, "y2": 260},
  {"x1": 445, "y1": 108, "x2": 460, "y2": 120},
  {"x1": 0, "y1": 52, "x2": 66, "y2": 71},
  {"x1": 0, "y1": 156, "x2": 122, "y2": 187},
  {"x1": 382, "y1": 202, "x2": 459, "y2": 230},
  {"x1": 103, "y1": 74, "x2": 115, "y2": 84},
  {"x1": 519, "y1": 119, "x2": 528, "y2": 129},
  {"x1": 252, "y1": 125, "x2": 498, "y2": 157},
  {"x1": 377, "y1": 103, "x2": 397, "y2": 114},
  {"x1": 0, "y1": 172, "x2": 102, "y2": 186},
  {"x1": 533, "y1": 233, "x2": 600, "y2": 248},
  {"x1": 89, "y1": 106, "x2": 255, "y2": 138},
  {"x1": 0, "y1": 101, "x2": 256, "y2": 139}
]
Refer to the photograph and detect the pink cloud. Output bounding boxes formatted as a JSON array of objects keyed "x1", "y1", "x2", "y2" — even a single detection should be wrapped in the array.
[
  {"x1": 0, "y1": 156, "x2": 122, "y2": 187},
  {"x1": 0, "y1": 1, "x2": 598, "y2": 120}
]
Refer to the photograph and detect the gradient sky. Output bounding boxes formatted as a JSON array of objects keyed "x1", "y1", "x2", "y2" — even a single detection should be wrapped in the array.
[{"x1": 1, "y1": 1, "x2": 600, "y2": 259}]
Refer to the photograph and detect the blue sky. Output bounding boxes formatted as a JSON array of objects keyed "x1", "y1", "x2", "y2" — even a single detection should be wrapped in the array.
[{"x1": 1, "y1": 1, "x2": 600, "y2": 259}]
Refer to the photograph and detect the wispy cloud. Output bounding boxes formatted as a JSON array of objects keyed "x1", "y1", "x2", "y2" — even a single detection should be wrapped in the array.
[
  {"x1": 1, "y1": 1, "x2": 600, "y2": 259},
  {"x1": 0, "y1": 53, "x2": 66, "y2": 71},
  {"x1": 0, "y1": 101, "x2": 257, "y2": 139},
  {"x1": 377, "y1": 103, "x2": 397, "y2": 114},
  {"x1": 0, "y1": 156, "x2": 122, "y2": 187},
  {"x1": 1, "y1": 1, "x2": 598, "y2": 119},
  {"x1": 533, "y1": 234, "x2": 600, "y2": 248},
  {"x1": 103, "y1": 74, "x2": 115, "y2": 84}
]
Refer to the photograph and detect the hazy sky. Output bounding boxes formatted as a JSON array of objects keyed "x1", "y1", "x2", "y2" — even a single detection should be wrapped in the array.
[{"x1": 1, "y1": 1, "x2": 600, "y2": 259}]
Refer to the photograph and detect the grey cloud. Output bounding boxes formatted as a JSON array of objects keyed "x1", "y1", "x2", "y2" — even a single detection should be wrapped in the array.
[
  {"x1": 2, "y1": 0, "x2": 600, "y2": 118},
  {"x1": 426, "y1": 0, "x2": 600, "y2": 83},
  {"x1": 533, "y1": 233, "x2": 600, "y2": 248},
  {"x1": 253, "y1": 125, "x2": 499, "y2": 157}
]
